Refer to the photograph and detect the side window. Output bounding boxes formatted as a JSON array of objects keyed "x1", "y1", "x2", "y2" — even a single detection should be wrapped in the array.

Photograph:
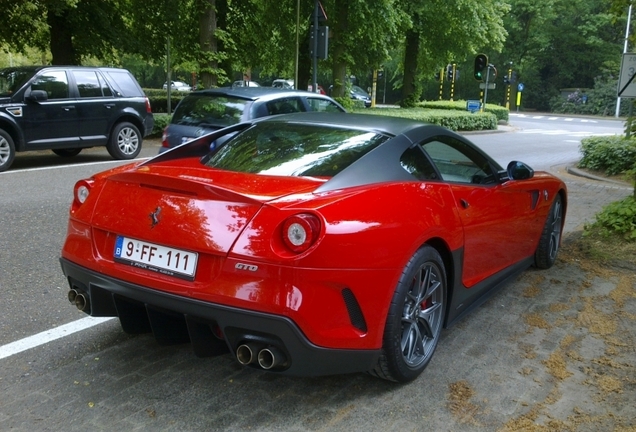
[
  {"x1": 266, "y1": 98, "x2": 304, "y2": 115},
  {"x1": 72, "y1": 71, "x2": 103, "y2": 98},
  {"x1": 307, "y1": 98, "x2": 343, "y2": 112},
  {"x1": 399, "y1": 145, "x2": 439, "y2": 180},
  {"x1": 421, "y1": 137, "x2": 496, "y2": 184},
  {"x1": 102, "y1": 71, "x2": 142, "y2": 97},
  {"x1": 30, "y1": 71, "x2": 69, "y2": 100}
]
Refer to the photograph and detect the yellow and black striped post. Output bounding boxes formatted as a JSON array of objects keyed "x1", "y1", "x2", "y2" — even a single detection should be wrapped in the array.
[{"x1": 438, "y1": 68, "x2": 444, "y2": 100}]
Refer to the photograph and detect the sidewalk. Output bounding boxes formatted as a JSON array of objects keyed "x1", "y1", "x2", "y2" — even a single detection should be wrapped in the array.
[{"x1": 551, "y1": 165, "x2": 633, "y2": 234}]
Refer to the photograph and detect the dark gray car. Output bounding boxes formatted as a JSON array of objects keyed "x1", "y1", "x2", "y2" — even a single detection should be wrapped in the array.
[
  {"x1": 0, "y1": 66, "x2": 154, "y2": 172},
  {"x1": 159, "y1": 87, "x2": 345, "y2": 153}
]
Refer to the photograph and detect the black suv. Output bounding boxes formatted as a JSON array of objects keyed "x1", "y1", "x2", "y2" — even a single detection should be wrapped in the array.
[{"x1": 0, "y1": 66, "x2": 154, "y2": 172}]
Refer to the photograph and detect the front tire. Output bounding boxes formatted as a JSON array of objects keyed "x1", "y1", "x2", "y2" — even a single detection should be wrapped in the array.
[
  {"x1": 534, "y1": 194, "x2": 563, "y2": 269},
  {"x1": 0, "y1": 129, "x2": 16, "y2": 173},
  {"x1": 371, "y1": 245, "x2": 446, "y2": 382},
  {"x1": 107, "y1": 122, "x2": 142, "y2": 160}
]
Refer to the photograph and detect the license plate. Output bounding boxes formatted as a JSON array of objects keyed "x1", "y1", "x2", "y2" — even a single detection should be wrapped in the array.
[{"x1": 114, "y1": 236, "x2": 198, "y2": 280}]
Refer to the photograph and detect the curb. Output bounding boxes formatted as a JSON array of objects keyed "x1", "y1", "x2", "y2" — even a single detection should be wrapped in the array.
[{"x1": 565, "y1": 166, "x2": 633, "y2": 187}]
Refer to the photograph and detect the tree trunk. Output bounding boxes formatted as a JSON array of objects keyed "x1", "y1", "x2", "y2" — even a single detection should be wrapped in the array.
[
  {"x1": 401, "y1": 28, "x2": 420, "y2": 106},
  {"x1": 298, "y1": 30, "x2": 311, "y2": 91},
  {"x1": 199, "y1": 0, "x2": 218, "y2": 88},
  {"x1": 48, "y1": 7, "x2": 78, "y2": 65},
  {"x1": 330, "y1": 1, "x2": 348, "y2": 98}
]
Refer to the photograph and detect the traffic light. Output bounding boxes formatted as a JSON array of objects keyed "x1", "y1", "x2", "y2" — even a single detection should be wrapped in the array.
[
  {"x1": 434, "y1": 70, "x2": 442, "y2": 81},
  {"x1": 446, "y1": 64, "x2": 453, "y2": 82},
  {"x1": 474, "y1": 54, "x2": 488, "y2": 81}
]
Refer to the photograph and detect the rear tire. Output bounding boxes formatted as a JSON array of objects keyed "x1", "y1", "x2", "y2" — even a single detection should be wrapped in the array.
[
  {"x1": 370, "y1": 245, "x2": 446, "y2": 382},
  {"x1": 534, "y1": 194, "x2": 563, "y2": 269},
  {"x1": 107, "y1": 122, "x2": 142, "y2": 160},
  {"x1": 52, "y1": 148, "x2": 82, "y2": 157},
  {"x1": 0, "y1": 129, "x2": 16, "y2": 173}
]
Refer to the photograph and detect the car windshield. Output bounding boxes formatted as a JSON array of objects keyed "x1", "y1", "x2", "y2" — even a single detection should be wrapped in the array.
[
  {"x1": 204, "y1": 122, "x2": 388, "y2": 177},
  {"x1": 351, "y1": 85, "x2": 369, "y2": 96},
  {"x1": 172, "y1": 94, "x2": 247, "y2": 128},
  {"x1": 0, "y1": 67, "x2": 37, "y2": 97}
]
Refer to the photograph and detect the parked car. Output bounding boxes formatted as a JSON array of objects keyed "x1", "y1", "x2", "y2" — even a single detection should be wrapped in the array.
[
  {"x1": 163, "y1": 81, "x2": 191, "y2": 92},
  {"x1": 272, "y1": 79, "x2": 294, "y2": 89},
  {"x1": 159, "y1": 87, "x2": 346, "y2": 153},
  {"x1": 0, "y1": 65, "x2": 153, "y2": 172},
  {"x1": 232, "y1": 80, "x2": 260, "y2": 88},
  {"x1": 351, "y1": 85, "x2": 372, "y2": 107},
  {"x1": 308, "y1": 84, "x2": 327, "y2": 95},
  {"x1": 60, "y1": 112, "x2": 566, "y2": 382}
]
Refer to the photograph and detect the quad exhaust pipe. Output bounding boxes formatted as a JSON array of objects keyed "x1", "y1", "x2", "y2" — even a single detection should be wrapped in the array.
[
  {"x1": 236, "y1": 343, "x2": 287, "y2": 370},
  {"x1": 67, "y1": 289, "x2": 90, "y2": 312}
]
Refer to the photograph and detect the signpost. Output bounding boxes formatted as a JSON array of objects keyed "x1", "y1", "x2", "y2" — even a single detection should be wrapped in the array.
[
  {"x1": 516, "y1": 83, "x2": 524, "y2": 112},
  {"x1": 617, "y1": 53, "x2": 636, "y2": 98}
]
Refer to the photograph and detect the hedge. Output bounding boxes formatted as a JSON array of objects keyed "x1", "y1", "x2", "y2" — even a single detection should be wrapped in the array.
[
  {"x1": 418, "y1": 100, "x2": 509, "y2": 123},
  {"x1": 578, "y1": 135, "x2": 636, "y2": 175},
  {"x1": 350, "y1": 107, "x2": 498, "y2": 131}
]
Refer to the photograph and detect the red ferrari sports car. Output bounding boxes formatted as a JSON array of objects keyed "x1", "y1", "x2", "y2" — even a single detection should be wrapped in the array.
[{"x1": 60, "y1": 113, "x2": 566, "y2": 382}]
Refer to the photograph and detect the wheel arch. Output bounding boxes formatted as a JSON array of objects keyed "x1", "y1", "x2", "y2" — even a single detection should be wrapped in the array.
[
  {"x1": 109, "y1": 114, "x2": 146, "y2": 138},
  {"x1": 0, "y1": 117, "x2": 24, "y2": 151},
  {"x1": 424, "y1": 236, "x2": 455, "y2": 326}
]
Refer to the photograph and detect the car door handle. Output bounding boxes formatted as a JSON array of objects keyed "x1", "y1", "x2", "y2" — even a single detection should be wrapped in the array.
[
  {"x1": 62, "y1": 105, "x2": 76, "y2": 111},
  {"x1": 460, "y1": 199, "x2": 469, "y2": 209},
  {"x1": 104, "y1": 103, "x2": 116, "y2": 109}
]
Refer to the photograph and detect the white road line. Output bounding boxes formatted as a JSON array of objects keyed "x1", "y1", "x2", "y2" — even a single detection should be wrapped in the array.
[
  {"x1": 0, "y1": 158, "x2": 151, "y2": 175},
  {"x1": 0, "y1": 317, "x2": 114, "y2": 360}
]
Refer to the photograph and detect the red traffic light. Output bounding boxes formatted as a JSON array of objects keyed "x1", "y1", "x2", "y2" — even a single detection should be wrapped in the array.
[{"x1": 474, "y1": 54, "x2": 488, "y2": 81}]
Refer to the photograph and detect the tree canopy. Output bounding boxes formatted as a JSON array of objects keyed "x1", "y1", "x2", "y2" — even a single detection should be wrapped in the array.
[{"x1": 0, "y1": 0, "x2": 628, "y2": 109}]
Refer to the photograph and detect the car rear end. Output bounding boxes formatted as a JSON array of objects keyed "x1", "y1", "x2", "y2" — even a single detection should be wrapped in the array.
[
  {"x1": 60, "y1": 119, "x2": 408, "y2": 376},
  {"x1": 160, "y1": 91, "x2": 251, "y2": 153}
]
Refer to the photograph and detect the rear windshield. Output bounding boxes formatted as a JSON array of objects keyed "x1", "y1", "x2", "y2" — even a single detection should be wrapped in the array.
[
  {"x1": 204, "y1": 122, "x2": 388, "y2": 177},
  {"x1": 172, "y1": 94, "x2": 247, "y2": 128}
]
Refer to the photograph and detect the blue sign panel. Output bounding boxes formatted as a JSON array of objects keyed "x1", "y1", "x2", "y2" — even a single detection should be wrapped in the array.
[{"x1": 466, "y1": 100, "x2": 481, "y2": 113}]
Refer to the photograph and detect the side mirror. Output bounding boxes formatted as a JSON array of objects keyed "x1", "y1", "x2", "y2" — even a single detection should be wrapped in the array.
[
  {"x1": 26, "y1": 90, "x2": 48, "y2": 102},
  {"x1": 506, "y1": 161, "x2": 534, "y2": 180}
]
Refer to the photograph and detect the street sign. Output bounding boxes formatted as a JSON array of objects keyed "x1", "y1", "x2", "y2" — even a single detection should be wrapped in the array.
[
  {"x1": 479, "y1": 83, "x2": 496, "y2": 90},
  {"x1": 517, "y1": 83, "x2": 525, "y2": 92},
  {"x1": 617, "y1": 53, "x2": 636, "y2": 98},
  {"x1": 466, "y1": 100, "x2": 481, "y2": 113}
]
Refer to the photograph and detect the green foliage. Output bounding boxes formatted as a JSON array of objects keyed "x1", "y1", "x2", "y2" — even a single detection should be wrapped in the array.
[
  {"x1": 419, "y1": 100, "x2": 509, "y2": 123},
  {"x1": 351, "y1": 108, "x2": 498, "y2": 131},
  {"x1": 144, "y1": 89, "x2": 189, "y2": 114},
  {"x1": 586, "y1": 197, "x2": 636, "y2": 240},
  {"x1": 150, "y1": 113, "x2": 172, "y2": 137},
  {"x1": 548, "y1": 74, "x2": 626, "y2": 117},
  {"x1": 578, "y1": 135, "x2": 636, "y2": 175}
]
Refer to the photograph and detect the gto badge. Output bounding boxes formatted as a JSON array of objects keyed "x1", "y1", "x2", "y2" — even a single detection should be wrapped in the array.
[
  {"x1": 149, "y1": 206, "x2": 162, "y2": 228},
  {"x1": 235, "y1": 263, "x2": 259, "y2": 272}
]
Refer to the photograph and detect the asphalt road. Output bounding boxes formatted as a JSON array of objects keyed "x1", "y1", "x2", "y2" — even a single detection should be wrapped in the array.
[{"x1": 0, "y1": 123, "x2": 634, "y2": 431}]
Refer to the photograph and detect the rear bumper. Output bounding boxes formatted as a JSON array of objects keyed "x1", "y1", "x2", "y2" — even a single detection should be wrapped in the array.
[
  {"x1": 143, "y1": 115, "x2": 154, "y2": 137},
  {"x1": 59, "y1": 257, "x2": 380, "y2": 377}
]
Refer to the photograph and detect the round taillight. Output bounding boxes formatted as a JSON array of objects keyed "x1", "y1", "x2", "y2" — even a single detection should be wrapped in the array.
[
  {"x1": 74, "y1": 180, "x2": 93, "y2": 205},
  {"x1": 282, "y1": 214, "x2": 321, "y2": 254}
]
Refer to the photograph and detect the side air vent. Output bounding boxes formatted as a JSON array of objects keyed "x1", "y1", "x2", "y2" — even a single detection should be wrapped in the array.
[{"x1": 341, "y1": 288, "x2": 367, "y2": 333}]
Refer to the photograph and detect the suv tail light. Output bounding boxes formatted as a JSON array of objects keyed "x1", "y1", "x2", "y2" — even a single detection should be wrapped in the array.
[
  {"x1": 144, "y1": 96, "x2": 152, "y2": 113},
  {"x1": 161, "y1": 127, "x2": 170, "y2": 148}
]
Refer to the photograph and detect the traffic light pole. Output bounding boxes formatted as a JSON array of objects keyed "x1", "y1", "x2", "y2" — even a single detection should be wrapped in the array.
[
  {"x1": 450, "y1": 64, "x2": 456, "y2": 101},
  {"x1": 505, "y1": 67, "x2": 512, "y2": 109},
  {"x1": 482, "y1": 66, "x2": 492, "y2": 111}
]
